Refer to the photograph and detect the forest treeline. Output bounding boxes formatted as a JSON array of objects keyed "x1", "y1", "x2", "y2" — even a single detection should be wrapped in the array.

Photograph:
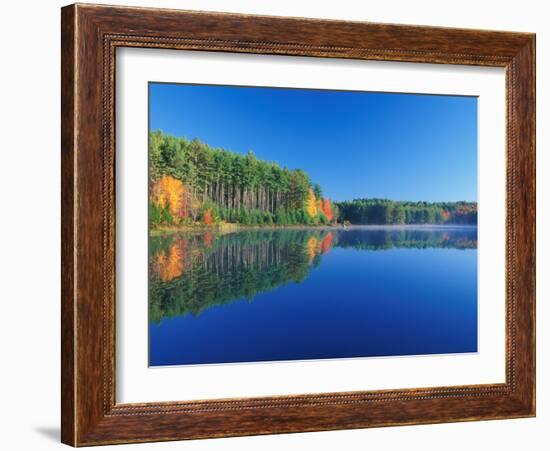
[
  {"x1": 149, "y1": 131, "x2": 336, "y2": 227},
  {"x1": 335, "y1": 199, "x2": 477, "y2": 225},
  {"x1": 149, "y1": 131, "x2": 477, "y2": 228}
]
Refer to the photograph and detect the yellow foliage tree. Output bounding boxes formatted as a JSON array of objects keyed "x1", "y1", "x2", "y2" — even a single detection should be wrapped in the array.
[
  {"x1": 305, "y1": 188, "x2": 318, "y2": 218},
  {"x1": 152, "y1": 175, "x2": 188, "y2": 221}
]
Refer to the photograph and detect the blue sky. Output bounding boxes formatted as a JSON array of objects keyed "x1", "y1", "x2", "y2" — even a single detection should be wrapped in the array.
[{"x1": 149, "y1": 83, "x2": 477, "y2": 202}]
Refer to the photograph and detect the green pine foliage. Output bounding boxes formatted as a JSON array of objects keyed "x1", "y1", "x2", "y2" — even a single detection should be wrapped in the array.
[
  {"x1": 335, "y1": 199, "x2": 477, "y2": 225},
  {"x1": 150, "y1": 130, "x2": 315, "y2": 221},
  {"x1": 149, "y1": 203, "x2": 162, "y2": 226}
]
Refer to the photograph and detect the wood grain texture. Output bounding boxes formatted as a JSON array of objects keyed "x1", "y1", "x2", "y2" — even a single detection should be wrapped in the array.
[
  {"x1": 61, "y1": 5, "x2": 76, "y2": 446},
  {"x1": 61, "y1": 3, "x2": 536, "y2": 446}
]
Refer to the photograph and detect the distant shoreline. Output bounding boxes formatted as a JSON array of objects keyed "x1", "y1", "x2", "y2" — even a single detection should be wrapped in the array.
[{"x1": 342, "y1": 224, "x2": 477, "y2": 229}]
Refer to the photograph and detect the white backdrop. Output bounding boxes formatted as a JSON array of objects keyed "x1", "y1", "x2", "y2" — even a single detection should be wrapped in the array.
[{"x1": 0, "y1": 0, "x2": 546, "y2": 450}]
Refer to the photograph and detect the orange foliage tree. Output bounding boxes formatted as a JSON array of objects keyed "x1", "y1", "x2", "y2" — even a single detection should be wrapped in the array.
[
  {"x1": 203, "y1": 208, "x2": 212, "y2": 225},
  {"x1": 321, "y1": 198, "x2": 333, "y2": 222}
]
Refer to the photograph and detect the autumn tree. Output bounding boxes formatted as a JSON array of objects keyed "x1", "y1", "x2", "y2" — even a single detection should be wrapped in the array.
[
  {"x1": 203, "y1": 208, "x2": 212, "y2": 225},
  {"x1": 305, "y1": 188, "x2": 318, "y2": 219},
  {"x1": 152, "y1": 175, "x2": 187, "y2": 220},
  {"x1": 321, "y1": 198, "x2": 333, "y2": 222}
]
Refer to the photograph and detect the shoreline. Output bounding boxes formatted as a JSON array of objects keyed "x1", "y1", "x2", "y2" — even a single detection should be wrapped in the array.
[{"x1": 150, "y1": 223, "x2": 477, "y2": 236}]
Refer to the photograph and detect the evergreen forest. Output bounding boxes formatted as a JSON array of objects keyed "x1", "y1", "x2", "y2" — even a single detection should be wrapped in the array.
[{"x1": 149, "y1": 131, "x2": 477, "y2": 229}]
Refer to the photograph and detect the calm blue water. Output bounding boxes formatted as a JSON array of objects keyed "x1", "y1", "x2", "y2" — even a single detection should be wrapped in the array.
[{"x1": 149, "y1": 227, "x2": 477, "y2": 366}]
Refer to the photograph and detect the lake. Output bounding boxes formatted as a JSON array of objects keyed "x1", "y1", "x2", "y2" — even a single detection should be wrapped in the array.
[{"x1": 149, "y1": 226, "x2": 478, "y2": 366}]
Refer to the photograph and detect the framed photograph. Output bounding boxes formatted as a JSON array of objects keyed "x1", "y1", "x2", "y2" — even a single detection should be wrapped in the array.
[{"x1": 61, "y1": 3, "x2": 536, "y2": 446}]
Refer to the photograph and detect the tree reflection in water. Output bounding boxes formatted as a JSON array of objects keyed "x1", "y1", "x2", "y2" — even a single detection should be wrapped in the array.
[{"x1": 149, "y1": 227, "x2": 477, "y2": 323}]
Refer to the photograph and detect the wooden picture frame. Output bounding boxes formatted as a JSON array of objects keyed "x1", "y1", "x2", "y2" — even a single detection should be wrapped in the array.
[{"x1": 61, "y1": 3, "x2": 535, "y2": 446}]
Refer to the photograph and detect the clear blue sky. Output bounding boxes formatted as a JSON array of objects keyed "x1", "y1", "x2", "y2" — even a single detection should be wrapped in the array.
[{"x1": 149, "y1": 83, "x2": 477, "y2": 202}]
